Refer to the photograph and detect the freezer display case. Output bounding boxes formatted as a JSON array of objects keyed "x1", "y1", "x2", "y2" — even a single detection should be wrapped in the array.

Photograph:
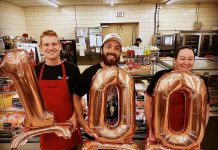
[
  {"x1": 200, "y1": 33, "x2": 218, "y2": 56},
  {"x1": 60, "y1": 40, "x2": 77, "y2": 64}
]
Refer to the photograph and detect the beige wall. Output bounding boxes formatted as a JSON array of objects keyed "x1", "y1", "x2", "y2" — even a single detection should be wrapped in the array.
[
  {"x1": 23, "y1": 4, "x2": 218, "y2": 47},
  {"x1": 24, "y1": 5, "x2": 155, "y2": 47},
  {"x1": 0, "y1": 2, "x2": 218, "y2": 47},
  {"x1": 158, "y1": 3, "x2": 218, "y2": 34},
  {"x1": 0, "y1": 1, "x2": 27, "y2": 36}
]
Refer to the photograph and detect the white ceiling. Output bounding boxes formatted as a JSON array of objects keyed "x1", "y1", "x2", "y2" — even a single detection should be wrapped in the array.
[{"x1": 2, "y1": 0, "x2": 218, "y2": 7}]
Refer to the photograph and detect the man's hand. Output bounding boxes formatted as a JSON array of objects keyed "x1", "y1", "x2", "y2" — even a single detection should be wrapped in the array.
[{"x1": 68, "y1": 113, "x2": 78, "y2": 133}]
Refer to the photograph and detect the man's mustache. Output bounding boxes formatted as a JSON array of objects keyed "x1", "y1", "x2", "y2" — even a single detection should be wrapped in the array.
[{"x1": 106, "y1": 53, "x2": 117, "y2": 58}]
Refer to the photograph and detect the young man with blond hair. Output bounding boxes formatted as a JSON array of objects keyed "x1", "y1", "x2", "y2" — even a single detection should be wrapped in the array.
[{"x1": 35, "y1": 30, "x2": 82, "y2": 150}]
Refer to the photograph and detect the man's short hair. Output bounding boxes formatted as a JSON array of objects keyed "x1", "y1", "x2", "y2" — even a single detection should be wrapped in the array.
[{"x1": 40, "y1": 30, "x2": 59, "y2": 45}]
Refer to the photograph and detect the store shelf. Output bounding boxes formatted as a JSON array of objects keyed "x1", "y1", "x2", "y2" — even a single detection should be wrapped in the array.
[
  {"x1": 0, "y1": 130, "x2": 39, "y2": 143},
  {"x1": 0, "y1": 77, "x2": 9, "y2": 80},
  {"x1": 0, "y1": 92, "x2": 17, "y2": 94},
  {"x1": 209, "y1": 111, "x2": 218, "y2": 117},
  {"x1": 0, "y1": 106, "x2": 24, "y2": 112}
]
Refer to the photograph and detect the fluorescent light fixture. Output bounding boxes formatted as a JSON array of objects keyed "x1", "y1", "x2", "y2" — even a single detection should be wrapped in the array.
[
  {"x1": 166, "y1": 0, "x2": 173, "y2": 5},
  {"x1": 110, "y1": 0, "x2": 114, "y2": 6},
  {"x1": 47, "y1": 0, "x2": 59, "y2": 7}
]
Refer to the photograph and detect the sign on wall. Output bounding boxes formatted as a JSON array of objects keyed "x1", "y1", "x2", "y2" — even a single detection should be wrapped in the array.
[{"x1": 117, "y1": 12, "x2": 124, "y2": 17}]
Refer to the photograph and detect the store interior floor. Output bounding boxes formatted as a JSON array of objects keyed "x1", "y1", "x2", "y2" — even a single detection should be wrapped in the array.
[
  {"x1": 1, "y1": 116, "x2": 217, "y2": 150},
  {"x1": 0, "y1": 140, "x2": 145, "y2": 150}
]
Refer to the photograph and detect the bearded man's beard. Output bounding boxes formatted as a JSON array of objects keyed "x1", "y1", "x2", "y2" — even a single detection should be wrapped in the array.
[{"x1": 101, "y1": 52, "x2": 120, "y2": 66}]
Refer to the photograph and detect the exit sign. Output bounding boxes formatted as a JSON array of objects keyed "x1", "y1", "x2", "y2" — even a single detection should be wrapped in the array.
[{"x1": 117, "y1": 12, "x2": 124, "y2": 17}]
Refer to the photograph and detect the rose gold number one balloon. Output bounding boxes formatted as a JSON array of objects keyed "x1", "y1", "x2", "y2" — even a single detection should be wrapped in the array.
[{"x1": 0, "y1": 50, "x2": 72, "y2": 150}]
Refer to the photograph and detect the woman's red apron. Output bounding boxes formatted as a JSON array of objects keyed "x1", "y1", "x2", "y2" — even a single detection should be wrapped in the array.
[
  {"x1": 39, "y1": 62, "x2": 82, "y2": 150},
  {"x1": 144, "y1": 92, "x2": 186, "y2": 147}
]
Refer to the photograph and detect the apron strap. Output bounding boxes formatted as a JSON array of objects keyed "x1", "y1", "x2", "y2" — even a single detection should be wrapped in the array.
[
  {"x1": 61, "y1": 61, "x2": 66, "y2": 80},
  {"x1": 39, "y1": 63, "x2": 45, "y2": 80}
]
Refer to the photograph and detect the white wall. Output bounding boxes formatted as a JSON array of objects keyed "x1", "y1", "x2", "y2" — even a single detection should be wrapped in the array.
[{"x1": 0, "y1": 1, "x2": 27, "y2": 36}]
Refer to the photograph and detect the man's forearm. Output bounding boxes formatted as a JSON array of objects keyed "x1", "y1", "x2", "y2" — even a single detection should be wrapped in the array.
[
  {"x1": 73, "y1": 94, "x2": 95, "y2": 137},
  {"x1": 73, "y1": 94, "x2": 86, "y2": 126}
]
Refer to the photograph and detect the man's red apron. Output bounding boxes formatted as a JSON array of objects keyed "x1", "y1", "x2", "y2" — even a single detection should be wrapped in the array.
[{"x1": 39, "y1": 62, "x2": 82, "y2": 150}]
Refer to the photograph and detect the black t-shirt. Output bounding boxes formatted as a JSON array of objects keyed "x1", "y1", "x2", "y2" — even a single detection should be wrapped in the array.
[
  {"x1": 146, "y1": 69, "x2": 172, "y2": 96},
  {"x1": 146, "y1": 69, "x2": 210, "y2": 102},
  {"x1": 134, "y1": 42, "x2": 139, "y2": 47},
  {"x1": 34, "y1": 61, "x2": 80, "y2": 97},
  {"x1": 74, "y1": 63, "x2": 102, "y2": 100}
]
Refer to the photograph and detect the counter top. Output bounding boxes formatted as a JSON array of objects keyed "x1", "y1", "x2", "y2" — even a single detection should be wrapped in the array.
[
  {"x1": 158, "y1": 58, "x2": 218, "y2": 75},
  {"x1": 120, "y1": 62, "x2": 169, "y2": 78}
]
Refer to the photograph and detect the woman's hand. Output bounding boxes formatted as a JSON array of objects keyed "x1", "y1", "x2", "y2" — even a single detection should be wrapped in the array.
[
  {"x1": 192, "y1": 145, "x2": 201, "y2": 150},
  {"x1": 148, "y1": 129, "x2": 156, "y2": 141}
]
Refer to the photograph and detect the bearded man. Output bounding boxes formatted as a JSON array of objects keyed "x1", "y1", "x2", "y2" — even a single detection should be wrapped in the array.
[{"x1": 73, "y1": 33, "x2": 122, "y2": 137}]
